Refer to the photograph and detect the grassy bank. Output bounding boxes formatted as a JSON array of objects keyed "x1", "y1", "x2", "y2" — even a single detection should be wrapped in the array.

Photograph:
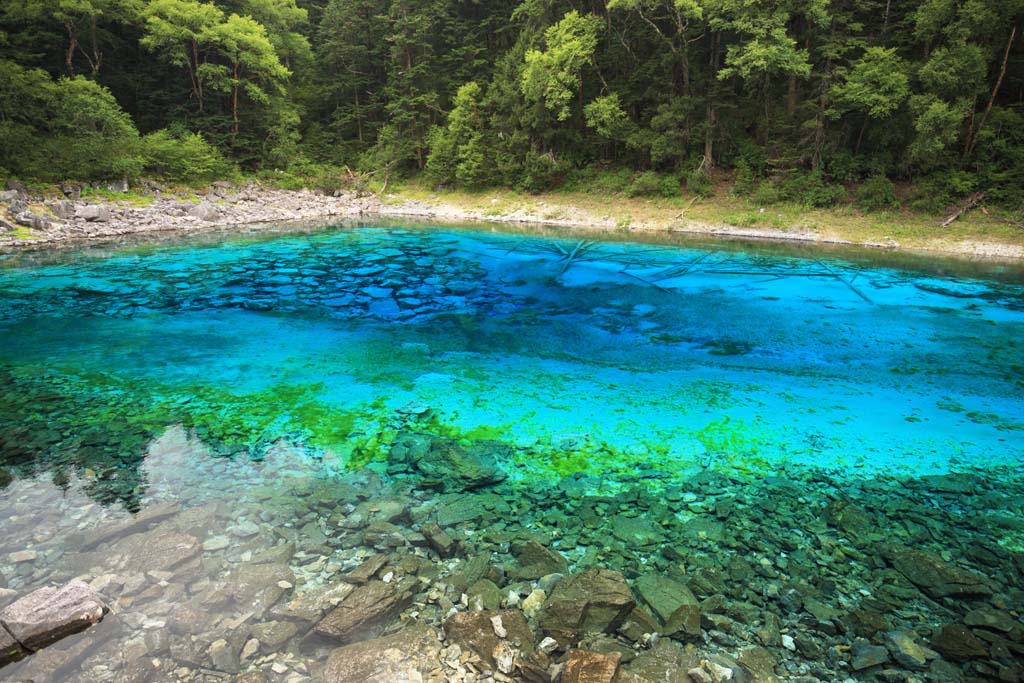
[{"x1": 376, "y1": 177, "x2": 1024, "y2": 258}]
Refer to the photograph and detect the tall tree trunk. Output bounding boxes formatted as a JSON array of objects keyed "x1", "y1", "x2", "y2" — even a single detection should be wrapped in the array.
[
  {"x1": 967, "y1": 23, "x2": 1018, "y2": 156},
  {"x1": 355, "y1": 89, "x2": 364, "y2": 144},
  {"x1": 64, "y1": 22, "x2": 77, "y2": 76},
  {"x1": 704, "y1": 33, "x2": 720, "y2": 170},
  {"x1": 86, "y1": 15, "x2": 102, "y2": 76},
  {"x1": 231, "y1": 62, "x2": 240, "y2": 147},
  {"x1": 192, "y1": 40, "x2": 204, "y2": 112}
]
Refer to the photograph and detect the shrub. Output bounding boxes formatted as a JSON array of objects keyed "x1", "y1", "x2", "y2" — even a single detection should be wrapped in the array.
[
  {"x1": 142, "y1": 130, "x2": 234, "y2": 182},
  {"x1": 856, "y1": 174, "x2": 900, "y2": 211},
  {"x1": 561, "y1": 166, "x2": 633, "y2": 194},
  {"x1": 686, "y1": 167, "x2": 713, "y2": 198},
  {"x1": 753, "y1": 180, "x2": 781, "y2": 205},
  {"x1": 626, "y1": 171, "x2": 662, "y2": 197},
  {"x1": 732, "y1": 161, "x2": 757, "y2": 197},
  {"x1": 517, "y1": 149, "x2": 564, "y2": 193},
  {"x1": 779, "y1": 170, "x2": 846, "y2": 208}
]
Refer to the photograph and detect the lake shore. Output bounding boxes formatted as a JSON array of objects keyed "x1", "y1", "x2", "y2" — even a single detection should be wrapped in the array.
[{"x1": 2, "y1": 180, "x2": 1023, "y2": 261}]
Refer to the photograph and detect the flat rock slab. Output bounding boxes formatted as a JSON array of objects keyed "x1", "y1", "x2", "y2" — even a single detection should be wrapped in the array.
[
  {"x1": 0, "y1": 580, "x2": 106, "y2": 651},
  {"x1": 314, "y1": 578, "x2": 417, "y2": 643},
  {"x1": 563, "y1": 649, "x2": 622, "y2": 683},
  {"x1": 879, "y1": 545, "x2": 991, "y2": 599},
  {"x1": 634, "y1": 573, "x2": 700, "y2": 638},
  {"x1": 76, "y1": 502, "x2": 182, "y2": 550},
  {"x1": 323, "y1": 623, "x2": 441, "y2": 683}
]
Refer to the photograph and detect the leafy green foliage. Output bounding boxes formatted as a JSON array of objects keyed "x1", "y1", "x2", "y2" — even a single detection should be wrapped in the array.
[
  {"x1": 0, "y1": 0, "x2": 1020, "y2": 210},
  {"x1": 779, "y1": 171, "x2": 847, "y2": 208},
  {"x1": 856, "y1": 174, "x2": 900, "y2": 212},
  {"x1": 141, "y1": 129, "x2": 234, "y2": 181},
  {"x1": 521, "y1": 11, "x2": 601, "y2": 121}
]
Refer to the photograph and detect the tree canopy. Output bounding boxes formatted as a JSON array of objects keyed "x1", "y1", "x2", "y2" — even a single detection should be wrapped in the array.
[{"x1": 0, "y1": 0, "x2": 1021, "y2": 208}]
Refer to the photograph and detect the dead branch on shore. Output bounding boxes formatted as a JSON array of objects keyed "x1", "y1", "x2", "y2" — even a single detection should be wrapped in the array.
[{"x1": 940, "y1": 191, "x2": 986, "y2": 228}]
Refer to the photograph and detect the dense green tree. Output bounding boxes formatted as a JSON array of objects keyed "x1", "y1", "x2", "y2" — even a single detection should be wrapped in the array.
[{"x1": 0, "y1": 0, "x2": 1021, "y2": 205}]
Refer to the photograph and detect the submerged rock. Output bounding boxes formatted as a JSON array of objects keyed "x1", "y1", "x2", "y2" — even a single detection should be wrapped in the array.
[
  {"x1": 322, "y1": 623, "x2": 441, "y2": 683},
  {"x1": 1, "y1": 621, "x2": 27, "y2": 666},
  {"x1": 879, "y1": 545, "x2": 992, "y2": 599},
  {"x1": 314, "y1": 577, "x2": 417, "y2": 643},
  {"x1": 930, "y1": 624, "x2": 988, "y2": 659},
  {"x1": 0, "y1": 580, "x2": 106, "y2": 652},
  {"x1": 633, "y1": 573, "x2": 701, "y2": 639},
  {"x1": 443, "y1": 609, "x2": 536, "y2": 672},
  {"x1": 512, "y1": 539, "x2": 568, "y2": 580},
  {"x1": 539, "y1": 569, "x2": 636, "y2": 647},
  {"x1": 390, "y1": 432, "x2": 506, "y2": 491},
  {"x1": 562, "y1": 649, "x2": 621, "y2": 683}
]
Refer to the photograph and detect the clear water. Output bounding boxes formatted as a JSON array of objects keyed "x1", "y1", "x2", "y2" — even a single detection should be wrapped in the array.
[
  {"x1": 2, "y1": 223, "x2": 1022, "y2": 500},
  {"x1": 1, "y1": 221, "x2": 1023, "y2": 681}
]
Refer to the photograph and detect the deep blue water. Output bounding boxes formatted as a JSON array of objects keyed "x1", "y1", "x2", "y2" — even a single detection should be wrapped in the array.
[{"x1": 0, "y1": 222, "x2": 1022, "y2": 506}]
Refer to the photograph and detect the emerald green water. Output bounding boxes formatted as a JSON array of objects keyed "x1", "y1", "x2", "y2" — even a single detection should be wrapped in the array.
[{"x1": 1, "y1": 222, "x2": 1021, "y2": 508}]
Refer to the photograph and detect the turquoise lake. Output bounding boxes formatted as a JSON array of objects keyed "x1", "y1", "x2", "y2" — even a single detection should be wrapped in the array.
[
  {"x1": 1, "y1": 222, "x2": 1022, "y2": 506},
  {"x1": 1, "y1": 221, "x2": 1024, "y2": 683}
]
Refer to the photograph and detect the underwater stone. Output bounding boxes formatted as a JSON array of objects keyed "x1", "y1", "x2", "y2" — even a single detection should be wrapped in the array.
[
  {"x1": 342, "y1": 554, "x2": 389, "y2": 584},
  {"x1": 883, "y1": 631, "x2": 933, "y2": 670},
  {"x1": 610, "y1": 516, "x2": 665, "y2": 548},
  {"x1": 77, "y1": 502, "x2": 182, "y2": 551},
  {"x1": 562, "y1": 649, "x2": 621, "y2": 683},
  {"x1": 314, "y1": 577, "x2": 417, "y2": 643},
  {"x1": 322, "y1": 623, "x2": 441, "y2": 683},
  {"x1": 539, "y1": 569, "x2": 636, "y2": 647},
  {"x1": 850, "y1": 642, "x2": 890, "y2": 670},
  {"x1": 443, "y1": 609, "x2": 535, "y2": 672},
  {"x1": 633, "y1": 574, "x2": 700, "y2": 639},
  {"x1": 432, "y1": 493, "x2": 511, "y2": 527},
  {"x1": 421, "y1": 524, "x2": 457, "y2": 558},
  {"x1": 963, "y1": 607, "x2": 1020, "y2": 633},
  {"x1": 619, "y1": 639, "x2": 699, "y2": 683},
  {"x1": 512, "y1": 540, "x2": 568, "y2": 580},
  {"x1": 879, "y1": 545, "x2": 992, "y2": 599},
  {"x1": 249, "y1": 621, "x2": 298, "y2": 651},
  {"x1": 0, "y1": 622, "x2": 26, "y2": 666},
  {"x1": 0, "y1": 580, "x2": 107, "y2": 652},
  {"x1": 930, "y1": 624, "x2": 988, "y2": 660},
  {"x1": 467, "y1": 579, "x2": 503, "y2": 611},
  {"x1": 389, "y1": 433, "x2": 507, "y2": 492}
]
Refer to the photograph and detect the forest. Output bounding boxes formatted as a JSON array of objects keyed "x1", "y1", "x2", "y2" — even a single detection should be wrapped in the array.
[{"x1": 1, "y1": 0, "x2": 1022, "y2": 212}]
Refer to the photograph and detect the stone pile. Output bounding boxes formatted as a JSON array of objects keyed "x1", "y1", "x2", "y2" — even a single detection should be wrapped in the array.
[
  {"x1": 0, "y1": 180, "x2": 382, "y2": 246},
  {"x1": 0, "y1": 427, "x2": 1021, "y2": 683}
]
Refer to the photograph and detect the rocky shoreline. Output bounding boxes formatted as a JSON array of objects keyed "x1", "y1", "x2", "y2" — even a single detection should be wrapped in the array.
[
  {"x1": 0, "y1": 181, "x2": 383, "y2": 247},
  {"x1": 1, "y1": 424, "x2": 1022, "y2": 683},
  {"x1": 2, "y1": 180, "x2": 1023, "y2": 261}
]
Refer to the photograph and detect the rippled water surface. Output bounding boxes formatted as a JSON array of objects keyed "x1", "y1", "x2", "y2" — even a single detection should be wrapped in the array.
[{"x1": 1, "y1": 221, "x2": 1022, "y2": 682}]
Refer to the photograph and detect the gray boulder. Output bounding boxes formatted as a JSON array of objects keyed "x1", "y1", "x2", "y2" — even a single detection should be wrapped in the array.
[
  {"x1": 14, "y1": 211, "x2": 50, "y2": 230},
  {"x1": 188, "y1": 202, "x2": 221, "y2": 221},
  {"x1": 76, "y1": 205, "x2": 112, "y2": 222},
  {"x1": 48, "y1": 199, "x2": 75, "y2": 220},
  {"x1": 0, "y1": 189, "x2": 22, "y2": 203},
  {"x1": 0, "y1": 580, "x2": 107, "y2": 651}
]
